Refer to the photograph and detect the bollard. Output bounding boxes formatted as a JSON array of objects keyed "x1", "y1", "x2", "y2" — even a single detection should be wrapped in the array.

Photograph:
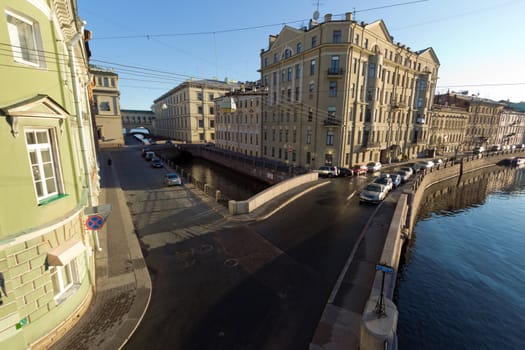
[
  {"x1": 204, "y1": 184, "x2": 209, "y2": 194},
  {"x1": 215, "y1": 190, "x2": 221, "y2": 202}
]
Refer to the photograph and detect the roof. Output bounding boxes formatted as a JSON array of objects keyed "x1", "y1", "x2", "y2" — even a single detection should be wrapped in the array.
[{"x1": 154, "y1": 79, "x2": 240, "y2": 103}]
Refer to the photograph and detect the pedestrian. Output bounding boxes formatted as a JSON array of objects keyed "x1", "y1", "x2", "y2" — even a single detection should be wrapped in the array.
[{"x1": 0, "y1": 272, "x2": 7, "y2": 305}]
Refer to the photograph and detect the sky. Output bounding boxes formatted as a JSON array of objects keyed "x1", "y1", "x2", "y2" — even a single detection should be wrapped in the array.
[{"x1": 77, "y1": 0, "x2": 525, "y2": 110}]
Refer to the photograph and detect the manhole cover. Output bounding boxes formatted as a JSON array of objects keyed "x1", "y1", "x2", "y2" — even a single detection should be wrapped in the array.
[
  {"x1": 200, "y1": 244, "x2": 214, "y2": 253},
  {"x1": 224, "y1": 258, "x2": 239, "y2": 268}
]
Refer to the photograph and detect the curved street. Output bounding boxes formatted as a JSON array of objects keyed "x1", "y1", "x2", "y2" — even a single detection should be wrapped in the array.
[{"x1": 109, "y1": 143, "x2": 398, "y2": 350}]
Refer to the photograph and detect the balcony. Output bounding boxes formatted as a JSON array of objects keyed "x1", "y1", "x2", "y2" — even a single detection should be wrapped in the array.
[
  {"x1": 362, "y1": 142, "x2": 382, "y2": 150},
  {"x1": 324, "y1": 117, "x2": 341, "y2": 126},
  {"x1": 327, "y1": 68, "x2": 345, "y2": 77},
  {"x1": 391, "y1": 102, "x2": 407, "y2": 110}
]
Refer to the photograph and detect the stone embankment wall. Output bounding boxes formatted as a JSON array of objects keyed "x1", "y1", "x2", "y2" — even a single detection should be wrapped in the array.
[{"x1": 360, "y1": 150, "x2": 525, "y2": 350}]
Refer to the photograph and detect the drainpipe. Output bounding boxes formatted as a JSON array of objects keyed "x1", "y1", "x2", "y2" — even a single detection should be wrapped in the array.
[{"x1": 68, "y1": 23, "x2": 102, "y2": 251}]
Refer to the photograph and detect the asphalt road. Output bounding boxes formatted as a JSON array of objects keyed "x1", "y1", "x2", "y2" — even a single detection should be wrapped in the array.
[{"x1": 112, "y1": 143, "x2": 385, "y2": 350}]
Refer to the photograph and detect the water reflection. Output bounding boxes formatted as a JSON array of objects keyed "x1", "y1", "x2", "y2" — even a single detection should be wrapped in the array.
[
  {"x1": 178, "y1": 158, "x2": 269, "y2": 201},
  {"x1": 416, "y1": 166, "x2": 523, "y2": 219}
]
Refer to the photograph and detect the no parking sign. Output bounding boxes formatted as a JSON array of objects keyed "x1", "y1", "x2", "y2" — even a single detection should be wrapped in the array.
[{"x1": 85, "y1": 214, "x2": 105, "y2": 230}]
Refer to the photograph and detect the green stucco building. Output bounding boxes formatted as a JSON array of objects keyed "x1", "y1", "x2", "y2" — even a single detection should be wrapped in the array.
[{"x1": 0, "y1": 0, "x2": 100, "y2": 348}]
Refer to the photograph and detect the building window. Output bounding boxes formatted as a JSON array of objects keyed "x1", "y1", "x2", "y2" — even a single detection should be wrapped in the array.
[
  {"x1": 330, "y1": 55, "x2": 340, "y2": 74},
  {"x1": 198, "y1": 106, "x2": 203, "y2": 114},
  {"x1": 281, "y1": 69, "x2": 286, "y2": 82},
  {"x1": 308, "y1": 110, "x2": 313, "y2": 122},
  {"x1": 310, "y1": 59, "x2": 316, "y2": 75},
  {"x1": 311, "y1": 35, "x2": 317, "y2": 48},
  {"x1": 209, "y1": 93, "x2": 214, "y2": 101},
  {"x1": 103, "y1": 77, "x2": 109, "y2": 87},
  {"x1": 307, "y1": 129, "x2": 312, "y2": 144},
  {"x1": 329, "y1": 81, "x2": 337, "y2": 97},
  {"x1": 354, "y1": 34, "x2": 360, "y2": 45},
  {"x1": 26, "y1": 129, "x2": 61, "y2": 202},
  {"x1": 284, "y1": 48, "x2": 292, "y2": 58},
  {"x1": 197, "y1": 92, "x2": 203, "y2": 100},
  {"x1": 328, "y1": 106, "x2": 336, "y2": 119},
  {"x1": 297, "y1": 42, "x2": 302, "y2": 53},
  {"x1": 309, "y1": 82, "x2": 315, "y2": 93},
  {"x1": 288, "y1": 67, "x2": 293, "y2": 81},
  {"x1": 6, "y1": 11, "x2": 44, "y2": 67},
  {"x1": 99, "y1": 101, "x2": 110, "y2": 111},
  {"x1": 50, "y1": 256, "x2": 82, "y2": 302},
  {"x1": 333, "y1": 30, "x2": 341, "y2": 43},
  {"x1": 295, "y1": 64, "x2": 301, "y2": 79},
  {"x1": 274, "y1": 53, "x2": 278, "y2": 63},
  {"x1": 306, "y1": 151, "x2": 311, "y2": 164},
  {"x1": 264, "y1": 57, "x2": 269, "y2": 67},
  {"x1": 209, "y1": 106, "x2": 214, "y2": 114},
  {"x1": 364, "y1": 38, "x2": 369, "y2": 49},
  {"x1": 369, "y1": 63, "x2": 376, "y2": 78}
]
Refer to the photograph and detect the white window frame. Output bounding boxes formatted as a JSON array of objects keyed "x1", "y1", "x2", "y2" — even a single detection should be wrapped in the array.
[
  {"x1": 5, "y1": 10, "x2": 45, "y2": 67},
  {"x1": 25, "y1": 128, "x2": 62, "y2": 202},
  {"x1": 50, "y1": 256, "x2": 83, "y2": 303}
]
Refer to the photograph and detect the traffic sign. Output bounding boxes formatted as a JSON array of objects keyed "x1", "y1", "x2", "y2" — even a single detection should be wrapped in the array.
[
  {"x1": 376, "y1": 263, "x2": 394, "y2": 274},
  {"x1": 85, "y1": 214, "x2": 105, "y2": 230}
]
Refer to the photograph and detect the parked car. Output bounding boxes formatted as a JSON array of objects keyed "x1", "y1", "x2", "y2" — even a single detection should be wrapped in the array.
[
  {"x1": 360, "y1": 183, "x2": 388, "y2": 204},
  {"x1": 338, "y1": 167, "x2": 353, "y2": 177},
  {"x1": 163, "y1": 173, "x2": 182, "y2": 186},
  {"x1": 151, "y1": 157, "x2": 163, "y2": 168},
  {"x1": 473, "y1": 146, "x2": 485, "y2": 154},
  {"x1": 412, "y1": 160, "x2": 434, "y2": 172},
  {"x1": 433, "y1": 158, "x2": 444, "y2": 167},
  {"x1": 352, "y1": 165, "x2": 368, "y2": 175},
  {"x1": 396, "y1": 170, "x2": 411, "y2": 183},
  {"x1": 515, "y1": 144, "x2": 525, "y2": 150},
  {"x1": 144, "y1": 151, "x2": 155, "y2": 161},
  {"x1": 490, "y1": 145, "x2": 501, "y2": 152},
  {"x1": 316, "y1": 166, "x2": 339, "y2": 177},
  {"x1": 400, "y1": 166, "x2": 414, "y2": 177},
  {"x1": 389, "y1": 173, "x2": 402, "y2": 188},
  {"x1": 141, "y1": 147, "x2": 151, "y2": 157},
  {"x1": 367, "y1": 162, "x2": 382, "y2": 172},
  {"x1": 373, "y1": 176, "x2": 393, "y2": 192}
]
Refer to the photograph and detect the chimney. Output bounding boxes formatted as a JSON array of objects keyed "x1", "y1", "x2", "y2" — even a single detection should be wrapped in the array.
[
  {"x1": 324, "y1": 14, "x2": 332, "y2": 22},
  {"x1": 345, "y1": 12, "x2": 353, "y2": 21}
]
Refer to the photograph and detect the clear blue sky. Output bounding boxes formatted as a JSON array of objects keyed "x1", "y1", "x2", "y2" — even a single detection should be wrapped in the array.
[{"x1": 77, "y1": 0, "x2": 525, "y2": 110}]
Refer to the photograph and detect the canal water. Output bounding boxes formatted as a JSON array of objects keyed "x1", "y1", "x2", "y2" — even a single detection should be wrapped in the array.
[
  {"x1": 396, "y1": 166, "x2": 525, "y2": 349},
  {"x1": 178, "y1": 158, "x2": 269, "y2": 201}
]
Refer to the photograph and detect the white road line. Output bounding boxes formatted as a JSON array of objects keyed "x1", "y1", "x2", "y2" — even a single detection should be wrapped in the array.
[{"x1": 347, "y1": 191, "x2": 356, "y2": 201}]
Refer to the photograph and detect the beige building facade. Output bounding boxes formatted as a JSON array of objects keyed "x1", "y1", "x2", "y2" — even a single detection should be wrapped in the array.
[
  {"x1": 260, "y1": 13, "x2": 440, "y2": 169},
  {"x1": 434, "y1": 93, "x2": 505, "y2": 150},
  {"x1": 90, "y1": 66, "x2": 124, "y2": 147},
  {"x1": 152, "y1": 79, "x2": 239, "y2": 143},
  {"x1": 121, "y1": 109, "x2": 155, "y2": 134},
  {"x1": 428, "y1": 104, "x2": 469, "y2": 155},
  {"x1": 214, "y1": 84, "x2": 266, "y2": 157}
]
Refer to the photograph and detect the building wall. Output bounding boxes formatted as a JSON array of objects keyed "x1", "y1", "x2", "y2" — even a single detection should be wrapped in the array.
[
  {"x1": 121, "y1": 109, "x2": 155, "y2": 134},
  {"x1": 428, "y1": 105, "x2": 469, "y2": 154},
  {"x1": 215, "y1": 87, "x2": 265, "y2": 157},
  {"x1": 153, "y1": 79, "x2": 239, "y2": 143},
  {"x1": 91, "y1": 68, "x2": 124, "y2": 147},
  {"x1": 0, "y1": 0, "x2": 98, "y2": 348},
  {"x1": 260, "y1": 13, "x2": 439, "y2": 169}
]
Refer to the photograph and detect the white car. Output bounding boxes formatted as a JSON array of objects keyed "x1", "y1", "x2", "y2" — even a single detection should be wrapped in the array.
[
  {"x1": 360, "y1": 183, "x2": 388, "y2": 204},
  {"x1": 373, "y1": 176, "x2": 393, "y2": 192},
  {"x1": 163, "y1": 173, "x2": 182, "y2": 186},
  {"x1": 412, "y1": 161, "x2": 434, "y2": 172},
  {"x1": 367, "y1": 162, "x2": 382, "y2": 172},
  {"x1": 316, "y1": 166, "x2": 339, "y2": 177}
]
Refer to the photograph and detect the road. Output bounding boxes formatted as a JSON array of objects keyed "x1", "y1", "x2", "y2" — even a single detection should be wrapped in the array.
[{"x1": 109, "y1": 143, "x2": 391, "y2": 350}]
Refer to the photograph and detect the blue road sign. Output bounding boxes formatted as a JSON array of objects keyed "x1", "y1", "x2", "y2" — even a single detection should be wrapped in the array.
[
  {"x1": 376, "y1": 264, "x2": 394, "y2": 274},
  {"x1": 85, "y1": 214, "x2": 105, "y2": 230}
]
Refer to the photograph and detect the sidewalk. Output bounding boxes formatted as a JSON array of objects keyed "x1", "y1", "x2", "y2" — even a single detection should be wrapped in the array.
[{"x1": 49, "y1": 160, "x2": 152, "y2": 350}]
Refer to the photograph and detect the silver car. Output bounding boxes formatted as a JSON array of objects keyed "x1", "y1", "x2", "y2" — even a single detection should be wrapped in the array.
[
  {"x1": 360, "y1": 183, "x2": 388, "y2": 203},
  {"x1": 163, "y1": 173, "x2": 182, "y2": 186}
]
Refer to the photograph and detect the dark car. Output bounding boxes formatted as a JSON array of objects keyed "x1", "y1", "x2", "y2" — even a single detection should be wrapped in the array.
[
  {"x1": 338, "y1": 167, "x2": 353, "y2": 177},
  {"x1": 141, "y1": 147, "x2": 151, "y2": 157},
  {"x1": 151, "y1": 157, "x2": 163, "y2": 168}
]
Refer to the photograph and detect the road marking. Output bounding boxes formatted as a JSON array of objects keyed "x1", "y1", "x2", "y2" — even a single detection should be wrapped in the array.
[{"x1": 347, "y1": 191, "x2": 356, "y2": 201}]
